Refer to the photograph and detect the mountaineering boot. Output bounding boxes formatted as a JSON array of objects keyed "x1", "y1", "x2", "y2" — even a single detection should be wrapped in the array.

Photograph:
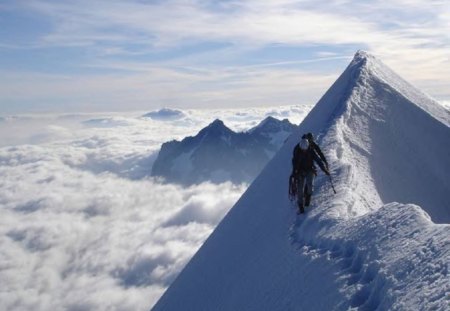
[{"x1": 305, "y1": 194, "x2": 311, "y2": 207}]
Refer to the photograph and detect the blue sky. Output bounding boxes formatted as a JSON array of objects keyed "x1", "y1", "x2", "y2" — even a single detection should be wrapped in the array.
[{"x1": 0, "y1": 0, "x2": 449, "y2": 114}]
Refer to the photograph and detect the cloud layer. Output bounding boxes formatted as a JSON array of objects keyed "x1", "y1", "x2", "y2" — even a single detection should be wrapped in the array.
[{"x1": 0, "y1": 105, "x2": 310, "y2": 310}]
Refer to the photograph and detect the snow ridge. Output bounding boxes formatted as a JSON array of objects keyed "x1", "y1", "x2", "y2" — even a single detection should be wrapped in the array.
[
  {"x1": 289, "y1": 201, "x2": 449, "y2": 310},
  {"x1": 151, "y1": 51, "x2": 450, "y2": 311},
  {"x1": 353, "y1": 51, "x2": 449, "y2": 126}
]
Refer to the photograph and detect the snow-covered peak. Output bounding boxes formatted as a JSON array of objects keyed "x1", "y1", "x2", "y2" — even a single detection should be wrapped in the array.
[
  {"x1": 346, "y1": 51, "x2": 449, "y2": 125},
  {"x1": 300, "y1": 51, "x2": 449, "y2": 139},
  {"x1": 151, "y1": 52, "x2": 450, "y2": 311},
  {"x1": 350, "y1": 49, "x2": 372, "y2": 66},
  {"x1": 354, "y1": 49, "x2": 370, "y2": 59},
  {"x1": 348, "y1": 50, "x2": 388, "y2": 75}
]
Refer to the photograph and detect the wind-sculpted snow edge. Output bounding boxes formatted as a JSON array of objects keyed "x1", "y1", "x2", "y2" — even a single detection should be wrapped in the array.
[
  {"x1": 287, "y1": 50, "x2": 450, "y2": 309},
  {"x1": 290, "y1": 201, "x2": 449, "y2": 311}
]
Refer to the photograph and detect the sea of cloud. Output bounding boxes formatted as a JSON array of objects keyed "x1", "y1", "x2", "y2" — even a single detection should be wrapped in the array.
[{"x1": 0, "y1": 105, "x2": 311, "y2": 311}]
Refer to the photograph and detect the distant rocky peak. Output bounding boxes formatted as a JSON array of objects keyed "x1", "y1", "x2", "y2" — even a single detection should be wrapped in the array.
[
  {"x1": 197, "y1": 119, "x2": 234, "y2": 139},
  {"x1": 259, "y1": 116, "x2": 278, "y2": 126},
  {"x1": 208, "y1": 119, "x2": 226, "y2": 128},
  {"x1": 249, "y1": 116, "x2": 296, "y2": 134},
  {"x1": 151, "y1": 116, "x2": 298, "y2": 185}
]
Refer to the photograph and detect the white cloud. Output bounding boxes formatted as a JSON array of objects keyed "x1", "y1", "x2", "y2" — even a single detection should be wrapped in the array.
[
  {"x1": 3, "y1": 0, "x2": 447, "y2": 113},
  {"x1": 0, "y1": 138, "x2": 244, "y2": 311},
  {"x1": 19, "y1": 0, "x2": 448, "y2": 60},
  {"x1": 22, "y1": 0, "x2": 448, "y2": 52},
  {"x1": 0, "y1": 106, "x2": 310, "y2": 310}
]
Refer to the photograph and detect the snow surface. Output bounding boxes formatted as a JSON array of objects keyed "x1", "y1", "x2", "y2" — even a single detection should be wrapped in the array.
[{"x1": 151, "y1": 51, "x2": 450, "y2": 310}]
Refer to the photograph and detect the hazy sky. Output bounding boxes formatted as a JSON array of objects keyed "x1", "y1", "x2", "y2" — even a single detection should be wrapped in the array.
[{"x1": 1, "y1": 0, "x2": 449, "y2": 114}]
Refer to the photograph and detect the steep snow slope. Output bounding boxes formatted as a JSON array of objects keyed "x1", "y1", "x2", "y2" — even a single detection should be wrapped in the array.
[{"x1": 151, "y1": 51, "x2": 450, "y2": 310}]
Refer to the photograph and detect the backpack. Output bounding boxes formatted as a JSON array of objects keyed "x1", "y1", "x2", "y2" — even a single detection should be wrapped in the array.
[{"x1": 292, "y1": 144, "x2": 316, "y2": 175}]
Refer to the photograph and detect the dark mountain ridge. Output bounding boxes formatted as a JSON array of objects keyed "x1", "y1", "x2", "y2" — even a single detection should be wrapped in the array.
[{"x1": 151, "y1": 116, "x2": 298, "y2": 185}]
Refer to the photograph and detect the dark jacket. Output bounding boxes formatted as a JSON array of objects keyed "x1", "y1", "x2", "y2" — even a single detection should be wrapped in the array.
[
  {"x1": 302, "y1": 133, "x2": 328, "y2": 167},
  {"x1": 292, "y1": 144, "x2": 327, "y2": 176}
]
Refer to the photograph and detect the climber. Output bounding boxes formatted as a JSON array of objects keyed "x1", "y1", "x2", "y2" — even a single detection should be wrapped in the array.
[
  {"x1": 290, "y1": 137, "x2": 329, "y2": 214},
  {"x1": 302, "y1": 132, "x2": 329, "y2": 170}
]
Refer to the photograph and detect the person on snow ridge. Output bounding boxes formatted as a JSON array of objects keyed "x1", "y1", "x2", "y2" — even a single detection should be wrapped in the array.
[
  {"x1": 302, "y1": 132, "x2": 329, "y2": 170},
  {"x1": 290, "y1": 137, "x2": 329, "y2": 214}
]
